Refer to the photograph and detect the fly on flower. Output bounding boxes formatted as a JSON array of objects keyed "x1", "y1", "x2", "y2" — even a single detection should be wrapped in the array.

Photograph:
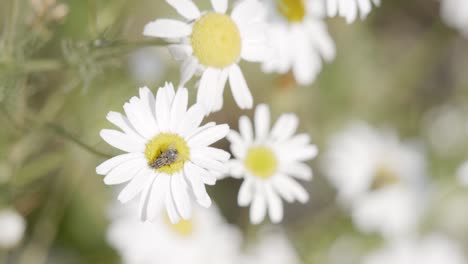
[
  {"x1": 143, "y1": 0, "x2": 268, "y2": 114},
  {"x1": 96, "y1": 83, "x2": 231, "y2": 223}
]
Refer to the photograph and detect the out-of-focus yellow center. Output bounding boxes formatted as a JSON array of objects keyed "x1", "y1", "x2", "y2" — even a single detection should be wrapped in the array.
[
  {"x1": 370, "y1": 166, "x2": 400, "y2": 190},
  {"x1": 144, "y1": 133, "x2": 190, "y2": 174},
  {"x1": 191, "y1": 12, "x2": 241, "y2": 68},
  {"x1": 277, "y1": 0, "x2": 306, "y2": 22},
  {"x1": 164, "y1": 214, "x2": 194, "y2": 237},
  {"x1": 244, "y1": 146, "x2": 278, "y2": 179}
]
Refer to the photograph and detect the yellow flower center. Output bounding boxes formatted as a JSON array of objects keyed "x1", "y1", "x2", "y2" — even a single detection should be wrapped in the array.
[
  {"x1": 370, "y1": 166, "x2": 400, "y2": 190},
  {"x1": 191, "y1": 12, "x2": 242, "y2": 68},
  {"x1": 277, "y1": 0, "x2": 306, "y2": 22},
  {"x1": 244, "y1": 146, "x2": 278, "y2": 179},
  {"x1": 164, "y1": 214, "x2": 194, "y2": 237},
  {"x1": 145, "y1": 133, "x2": 190, "y2": 174}
]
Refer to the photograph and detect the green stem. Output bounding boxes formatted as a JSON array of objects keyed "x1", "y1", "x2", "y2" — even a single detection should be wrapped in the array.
[
  {"x1": 92, "y1": 38, "x2": 171, "y2": 58},
  {"x1": 45, "y1": 123, "x2": 112, "y2": 159}
]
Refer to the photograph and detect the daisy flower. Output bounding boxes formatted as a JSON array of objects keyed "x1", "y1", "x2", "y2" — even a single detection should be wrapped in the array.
[
  {"x1": 107, "y1": 202, "x2": 242, "y2": 264},
  {"x1": 363, "y1": 234, "x2": 467, "y2": 264},
  {"x1": 322, "y1": 121, "x2": 428, "y2": 238},
  {"x1": 326, "y1": 0, "x2": 380, "y2": 23},
  {"x1": 143, "y1": 0, "x2": 267, "y2": 114},
  {"x1": 441, "y1": 0, "x2": 468, "y2": 38},
  {"x1": 226, "y1": 104, "x2": 317, "y2": 224},
  {"x1": 96, "y1": 83, "x2": 230, "y2": 223},
  {"x1": 0, "y1": 209, "x2": 26, "y2": 249},
  {"x1": 262, "y1": 0, "x2": 335, "y2": 85}
]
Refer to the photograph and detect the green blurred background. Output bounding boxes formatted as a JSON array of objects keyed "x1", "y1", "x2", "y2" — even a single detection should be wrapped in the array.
[{"x1": 1, "y1": 0, "x2": 468, "y2": 263}]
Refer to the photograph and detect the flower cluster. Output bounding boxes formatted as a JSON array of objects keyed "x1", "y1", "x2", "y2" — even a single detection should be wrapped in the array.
[{"x1": 97, "y1": 0, "x2": 380, "y2": 225}]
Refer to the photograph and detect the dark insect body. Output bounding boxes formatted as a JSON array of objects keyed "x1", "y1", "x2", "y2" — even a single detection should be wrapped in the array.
[{"x1": 150, "y1": 148, "x2": 179, "y2": 169}]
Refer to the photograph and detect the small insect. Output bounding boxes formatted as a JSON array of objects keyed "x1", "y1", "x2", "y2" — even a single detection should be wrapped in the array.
[{"x1": 150, "y1": 147, "x2": 179, "y2": 169}]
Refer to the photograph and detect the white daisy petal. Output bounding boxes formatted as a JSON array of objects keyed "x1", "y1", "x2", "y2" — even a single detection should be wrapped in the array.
[
  {"x1": 357, "y1": 0, "x2": 372, "y2": 19},
  {"x1": 276, "y1": 175, "x2": 309, "y2": 203},
  {"x1": 343, "y1": 0, "x2": 358, "y2": 23},
  {"x1": 106, "y1": 111, "x2": 145, "y2": 141},
  {"x1": 212, "y1": 69, "x2": 229, "y2": 112},
  {"x1": 163, "y1": 82, "x2": 176, "y2": 101},
  {"x1": 229, "y1": 64, "x2": 253, "y2": 109},
  {"x1": 238, "y1": 178, "x2": 255, "y2": 206},
  {"x1": 138, "y1": 176, "x2": 156, "y2": 221},
  {"x1": 186, "y1": 122, "x2": 216, "y2": 141},
  {"x1": 171, "y1": 173, "x2": 192, "y2": 220},
  {"x1": 191, "y1": 151, "x2": 228, "y2": 173},
  {"x1": 188, "y1": 124, "x2": 230, "y2": 148},
  {"x1": 124, "y1": 100, "x2": 154, "y2": 139},
  {"x1": 228, "y1": 160, "x2": 245, "y2": 178},
  {"x1": 286, "y1": 145, "x2": 319, "y2": 161},
  {"x1": 143, "y1": 19, "x2": 192, "y2": 38},
  {"x1": 155, "y1": 85, "x2": 171, "y2": 132},
  {"x1": 288, "y1": 133, "x2": 311, "y2": 146},
  {"x1": 202, "y1": 172, "x2": 217, "y2": 185},
  {"x1": 281, "y1": 162, "x2": 313, "y2": 181},
  {"x1": 265, "y1": 183, "x2": 283, "y2": 223},
  {"x1": 197, "y1": 68, "x2": 221, "y2": 114},
  {"x1": 118, "y1": 168, "x2": 154, "y2": 203},
  {"x1": 304, "y1": 20, "x2": 336, "y2": 62},
  {"x1": 103, "y1": 158, "x2": 147, "y2": 185},
  {"x1": 292, "y1": 28, "x2": 321, "y2": 85},
  {"x1": 241, "y1": 41, "x2": 266, "y2": 62},
  {"x1": 239, "y1": 116, "x2": 253, "y2": 143},
  {"x1": 250, "y1": 185, "x2": 267, "y2": 224},
  {"x1": 166, "y1": 0, "x2": 201, "y2": 20},
  {"x1": 227, "y1": 131, "x2": 247, "y2": 158},
  {"x1": 211, "y1": 0, "x2": 228, "y2": 14},
  {"x1": 254, "y1": 104, "x2": 270, "y2": 143},
  {"x1": 147, "y1": 173, "x2": 169, "y2": 220},
  {"x1": 138, "y1": 87, "x2": 159, "y2": 132},
  {"x1": 184, "y1": 162, "x2": 212, "y2": 207},
  {"x1": 327, "y1": 0, "x2": 339, "y2": 17},
  {"x1": 168, "y1": 44, "x2": 192, "y2": 61},
  {"x1": 96, "y1": 153, "x2": 144, "y2": 175},
  {"x1": 100, "y1": 129, "x2": 145, "y2": 153},
  {"x1": 192, "y1": 147, "x2": 231, "y2": 162},
  {"x1": 271, "y1": 114, "x2": 299, "y2": 141},
  {"x1": 177, "y1": 104, "x2": 205, "y2": 137},
  {"x1": 170, "y1": 88, "x2": 188, "y2": 132},
  {"x1": 272, "y1": 175, "x2": 295, "y2": 203},
  {"x1": 180, "y1": 57, "x2": 198, "y2": 87},
  {"x1": 231, "y1": 0, "x2": 263, "y2": 27},
  {"x1": 165, "y1": 189, "x2": 181, "y2": 223}
]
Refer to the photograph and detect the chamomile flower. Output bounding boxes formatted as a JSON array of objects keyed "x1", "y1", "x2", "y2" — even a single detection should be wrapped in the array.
[
  {"x1": 107, "y1": 202, "x2": 242, "y2": 264},
  {"x1": 96, "y1": 83, "x2": 230, "y2": 223},
  {"x1": 363, "y1": 234, "x2": 467, "y2": 264},
  {"x1": 0, "y1": 209, "x2": 26, "y2": 249},
  {"x1": 441, "y1": 0, "x2": 468, "y2": 38},
  {"x1": 322, "y1": 121, "x2": 428, "y2": 238},
  {"x1": 226, "y1": 104, "x2": 317, "y2": 224},
  {"x1": 262, "y1": 0, "x2": 335, "y2": 85},
  {"x1": 326, "y1": 0, "x2": 380, "y2": 23},
  {"x1": 143, "y1": 0, "x2": 267, "y2": 113}
]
